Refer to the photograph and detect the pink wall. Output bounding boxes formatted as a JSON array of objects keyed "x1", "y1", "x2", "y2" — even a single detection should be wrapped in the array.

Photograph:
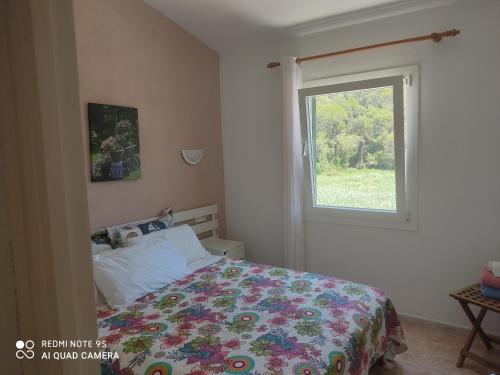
[{"x1": 73, "y1": 0, "x2": 225, "y2": 235}]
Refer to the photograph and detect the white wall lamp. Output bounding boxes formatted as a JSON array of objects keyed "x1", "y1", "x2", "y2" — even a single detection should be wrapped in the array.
[{"x1": 181, "y1": 149, "x2": 204, "y2": 165}]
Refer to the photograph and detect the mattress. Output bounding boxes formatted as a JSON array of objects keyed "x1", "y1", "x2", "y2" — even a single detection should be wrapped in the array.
[{"x1": 97, "y1": 257, "x2": 407, "y2": 375}]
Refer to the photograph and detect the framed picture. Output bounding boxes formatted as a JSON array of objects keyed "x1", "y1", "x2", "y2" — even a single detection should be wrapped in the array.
[{"x1": 88, "y1": 103, "x2": 141, "y2": 182}]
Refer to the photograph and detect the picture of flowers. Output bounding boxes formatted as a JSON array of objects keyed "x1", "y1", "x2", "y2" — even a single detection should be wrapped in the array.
[{"x1": 88, "y1": 103, "x2": 141, "y2": 182}]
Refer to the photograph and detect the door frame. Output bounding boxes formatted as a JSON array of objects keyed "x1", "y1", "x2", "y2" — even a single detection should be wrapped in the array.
[{"x1": 0, "y1": 0, "x2": 98, "y2": 373}]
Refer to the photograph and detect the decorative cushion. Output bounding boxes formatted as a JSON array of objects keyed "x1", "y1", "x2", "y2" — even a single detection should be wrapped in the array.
[
  {"x1": 136, "y1": 208, "x2": 174, "y2": 235},
  {"x1": 107, "y1": 208, "x2": 174, "y2": 248},
  {"x1": 107, "y1": 225, "x2": 140, "y2": 248},
  {"x1": 91, "y1": 231, "x2": 111, "y2": 246}
]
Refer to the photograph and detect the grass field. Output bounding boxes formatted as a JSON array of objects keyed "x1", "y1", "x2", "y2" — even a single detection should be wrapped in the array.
[{"x1": 315, "y1": 168, "x2": 396, "y2": 210}]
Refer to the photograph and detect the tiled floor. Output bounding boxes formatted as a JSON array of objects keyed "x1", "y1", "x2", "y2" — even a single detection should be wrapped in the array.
[{"x1": 370, "y1": 316, "x2": 500, "y2": 375}]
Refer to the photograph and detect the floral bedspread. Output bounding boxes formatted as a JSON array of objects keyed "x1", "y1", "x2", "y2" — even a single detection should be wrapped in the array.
[{"x1": 97, "y1": 258, "x2": 407, "y2": 375}]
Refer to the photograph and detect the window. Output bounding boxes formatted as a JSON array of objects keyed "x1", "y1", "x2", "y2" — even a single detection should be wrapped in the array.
[{"x1": 299, "y1": 66, "x2": 418, "y2": 230}]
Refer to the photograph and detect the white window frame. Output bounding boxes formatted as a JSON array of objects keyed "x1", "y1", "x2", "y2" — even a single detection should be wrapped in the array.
[{"x1": 299, "y1": 65, "x2": 419, "y2": 231}]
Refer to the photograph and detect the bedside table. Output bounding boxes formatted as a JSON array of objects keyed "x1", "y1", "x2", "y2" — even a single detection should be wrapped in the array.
[{"x1": 201, "y1": 237, "x2": 245, "y2": 260}]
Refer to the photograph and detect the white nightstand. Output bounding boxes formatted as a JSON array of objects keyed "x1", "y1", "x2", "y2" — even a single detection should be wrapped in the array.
[{"x1": 201, "y1": 237, "x2": 245, "y2": 260}]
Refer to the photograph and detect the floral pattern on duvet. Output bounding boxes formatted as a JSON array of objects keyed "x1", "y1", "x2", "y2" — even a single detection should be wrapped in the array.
[{"x1": 97, "y1": 258, "x2": 407, "y2": 375}]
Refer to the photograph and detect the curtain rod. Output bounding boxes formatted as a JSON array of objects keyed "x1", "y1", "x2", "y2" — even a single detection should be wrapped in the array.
[{"x1": 266, "y1": 29, "x2": 460, "y2": 69}]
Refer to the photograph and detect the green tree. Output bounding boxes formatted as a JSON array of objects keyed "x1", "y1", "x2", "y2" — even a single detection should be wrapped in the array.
[{"x1": 313, "y1": 87, "x2": 395, "y2": 171}]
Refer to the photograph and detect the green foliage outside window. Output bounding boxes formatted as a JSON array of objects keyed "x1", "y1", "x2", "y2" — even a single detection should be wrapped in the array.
[
  {"x1": 312, "y1": 86, "x2": 398, "y2": 210},
  {"x1": 314, "y1": 87, "x2": 395, "y2": 174}
]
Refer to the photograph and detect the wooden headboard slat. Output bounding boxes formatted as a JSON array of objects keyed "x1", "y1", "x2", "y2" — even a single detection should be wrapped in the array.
[{"x1": 173, "y1": 204, "x2": 217, "y2": 223}]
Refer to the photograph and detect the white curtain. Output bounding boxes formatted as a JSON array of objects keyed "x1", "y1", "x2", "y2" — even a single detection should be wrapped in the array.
[{"x1": 281, "y1": 56, "x2": 305, "y2": 271}]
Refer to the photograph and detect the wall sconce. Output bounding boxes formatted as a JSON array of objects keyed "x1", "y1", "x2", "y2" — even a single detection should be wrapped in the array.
[{"x1": 181, "y1": 149, "x2": 204, "y2": 165}]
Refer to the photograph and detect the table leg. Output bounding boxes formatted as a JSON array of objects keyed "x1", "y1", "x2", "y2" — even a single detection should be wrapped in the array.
[
  {"x1": 456, "y1": 305, "x2": 489, "y2": 368},
  {"x1": 459, "y1": 302, "x2": 493, "y2": 349}
]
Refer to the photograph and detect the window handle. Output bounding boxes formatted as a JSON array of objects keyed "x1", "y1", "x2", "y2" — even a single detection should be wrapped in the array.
[{"x1": 302, "y1": 141, "x2": 308, "y2": 157}]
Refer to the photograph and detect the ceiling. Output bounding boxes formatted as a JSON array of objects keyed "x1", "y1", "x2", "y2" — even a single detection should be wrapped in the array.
[{"x1": 144, "y1": 0, "x2": 457, "y2": 51}]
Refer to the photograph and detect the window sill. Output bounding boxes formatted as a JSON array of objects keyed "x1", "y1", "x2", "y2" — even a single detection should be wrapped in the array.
[{"x1": 305, "y1": 212, "x2": 418, "y2": 231}]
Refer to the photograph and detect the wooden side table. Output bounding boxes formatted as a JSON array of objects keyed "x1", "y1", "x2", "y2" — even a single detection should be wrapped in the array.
[{"x1": 449, "y1": 283, "x2": 500, "y2": 372}]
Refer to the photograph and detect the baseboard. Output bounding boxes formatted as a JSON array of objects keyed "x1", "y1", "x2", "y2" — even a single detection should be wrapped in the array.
[{"x1": 398, "y1": 312, "x2": 500, "y2": 338}]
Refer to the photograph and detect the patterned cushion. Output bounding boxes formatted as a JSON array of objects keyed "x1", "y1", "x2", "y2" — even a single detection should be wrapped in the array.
[
  {"x1": 91, "y1": 231, "x2": 111, "y2": 246},
  {"x1": 107, "y1": 208, "x2": 175, "y2": 247},
  {"x1": 107, "y1": 225, "x2": 141, "y2": 248},
  {"x1": 137, "y1": 208, "x2": 174, "y2": 235}
]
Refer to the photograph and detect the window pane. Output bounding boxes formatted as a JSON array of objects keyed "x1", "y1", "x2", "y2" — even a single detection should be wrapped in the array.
[{"x1": 311, "y1": 86, "x2": 396, "y2": 211}]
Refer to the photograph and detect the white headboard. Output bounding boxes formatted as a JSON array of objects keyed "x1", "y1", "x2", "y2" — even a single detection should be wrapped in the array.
[
  {"x1": 173, "y1": 204, "x2": 218, "y2": 238},
  {"x1": 92, "y1": 204, "x2": 219, "y2": 239}
]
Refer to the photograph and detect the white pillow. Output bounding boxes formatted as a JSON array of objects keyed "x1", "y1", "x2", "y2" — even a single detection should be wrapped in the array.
[
  {"x1": 93, "y1": 237, "x2": 191, "y2": 308},
  {"x1": 126, "y1": 228, "x2": 167, "y2": 246},
  {"x1": 94, "y1": 284, "x2": 106, "y2": 306},
  {"x1": 127, "y1": 225, "x2": 210, "y2": 264},
  {"x1": 91, "y1": 242, "x2": 112, "y2": 255}
]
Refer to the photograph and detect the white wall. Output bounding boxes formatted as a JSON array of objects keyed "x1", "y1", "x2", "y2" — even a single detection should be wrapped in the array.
[{"x1": 221, "y1": 0, "x2": 500, "y2": 331}]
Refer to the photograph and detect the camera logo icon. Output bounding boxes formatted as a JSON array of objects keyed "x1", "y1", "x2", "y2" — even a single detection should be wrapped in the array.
[{"x1": 16, "y1": 340, "x2": 35, "y2": 359}]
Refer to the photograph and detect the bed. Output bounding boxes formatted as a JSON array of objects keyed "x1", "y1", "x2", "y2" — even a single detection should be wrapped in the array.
[{"x1": 94, "y1": 206, "x2": 407, "y2": 375}]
